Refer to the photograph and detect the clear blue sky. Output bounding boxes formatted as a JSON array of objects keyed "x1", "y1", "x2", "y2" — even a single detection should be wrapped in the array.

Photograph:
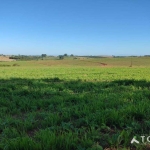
[{"x1": 0, "y1": 0, "x2": 150, "y2": 56}]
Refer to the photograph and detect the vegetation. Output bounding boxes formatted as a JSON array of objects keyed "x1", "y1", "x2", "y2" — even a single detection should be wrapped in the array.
[
  {"x1": 41, "y1": 54, "x2": 47, "y2": 60},
  {"x1": 59, "y1": 55, "x2": 64, "y2": 60},
  {"x1": 0, "y1": 58, "x2": 150, "y2": 149},
  {"x1": 64, "y1": 54, "x2": 68, "y2": 57},
  {"x1": 9, "y1": 55, "x2": 41, "y2": 61}
]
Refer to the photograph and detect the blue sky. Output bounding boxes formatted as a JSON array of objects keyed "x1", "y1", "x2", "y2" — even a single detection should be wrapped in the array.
[{"x1": 0, "y1": 0, "x2": 150, "y2": 56}]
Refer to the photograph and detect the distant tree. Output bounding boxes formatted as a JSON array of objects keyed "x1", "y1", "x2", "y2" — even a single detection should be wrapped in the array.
[
  {"x1": 64, "y1": 53, "x2": 68, "y2": 56},
  {"x1": 70, "y1": 54, "x2": 74, "y2": 57},
  {"x1": 41, "y1": 54, "x2": 47, "y2": 57},
  {"x1": 41, "y1": 54, "x2": 47, "y2": 60},
  {"x1": 59, "y1": 55, "x2": 64, "y2": 59}
]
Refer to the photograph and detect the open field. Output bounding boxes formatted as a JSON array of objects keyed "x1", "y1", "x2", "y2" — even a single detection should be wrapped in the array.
[
  {"x1": 1, "y1": 56, "x2": 150, "y2": 67},
  {"x1": 0, "y1": 58, "x2": 150, "y2": 150}
]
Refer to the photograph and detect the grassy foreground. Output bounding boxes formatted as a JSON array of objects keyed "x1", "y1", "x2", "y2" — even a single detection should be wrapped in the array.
[{"x1": 0, "y1": 58, "x2": 150, "y2": 150}]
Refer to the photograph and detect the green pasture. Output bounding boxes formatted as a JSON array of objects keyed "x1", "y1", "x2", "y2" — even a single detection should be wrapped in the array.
[{"x1": 0, "y1": 58, "x2": 150, "y2": 150}]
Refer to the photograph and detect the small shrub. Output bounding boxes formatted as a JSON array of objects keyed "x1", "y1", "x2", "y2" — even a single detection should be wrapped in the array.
[
  {"x1": 0, "y1": 64, "x2": 11, "y2": 67},
  {"x1": 13, "y1": 63, "x2": 20, "y2": 66}
]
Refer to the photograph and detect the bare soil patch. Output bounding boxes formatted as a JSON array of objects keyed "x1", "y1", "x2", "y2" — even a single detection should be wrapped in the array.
[{"x1": 0, "y1": 56, "x2": 16, "y2": 62}]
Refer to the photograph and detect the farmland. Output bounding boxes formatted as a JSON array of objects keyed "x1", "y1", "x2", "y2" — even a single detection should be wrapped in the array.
[{"x1": 0, "y1": 57, "x2": 150, "y2": 150}]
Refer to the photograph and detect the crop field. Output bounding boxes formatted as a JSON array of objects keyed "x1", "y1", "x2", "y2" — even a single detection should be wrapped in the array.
[{"x1": 0, "y1": 57, "x2": 150, "y2": 150}]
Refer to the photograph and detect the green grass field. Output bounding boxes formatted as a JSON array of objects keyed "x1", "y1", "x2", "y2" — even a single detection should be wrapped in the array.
[{"x1": 0, "y1": 57, "x2": 150, "y2": 150}]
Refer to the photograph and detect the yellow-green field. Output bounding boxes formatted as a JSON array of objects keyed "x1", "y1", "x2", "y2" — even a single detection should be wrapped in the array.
[{"x1": 0, "y1": 57, "x2": 150, "y2": 150}]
